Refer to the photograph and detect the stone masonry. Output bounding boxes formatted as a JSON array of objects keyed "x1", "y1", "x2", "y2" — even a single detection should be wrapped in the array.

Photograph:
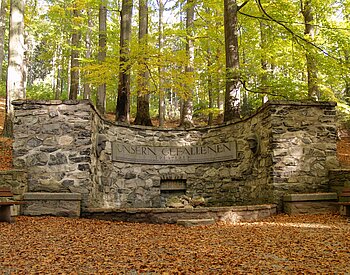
[{"x1": 12, "y1": 100, "x2": 339, "y2": 212}]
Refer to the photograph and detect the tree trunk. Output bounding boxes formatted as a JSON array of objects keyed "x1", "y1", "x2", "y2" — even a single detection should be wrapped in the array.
[
  {"x1": 55, "y1": 66, "x2": 61, "y2": 99},
  {"x1": 158, "y1": 0, "x2": 165, "y2": 127},
  {"x1": 0, "y1": 0, "x2": 7, "y2": 80},
  {"x1": 179, "y1": 0, "x2": 194, "y2": 128},
  {"x1": 116, "y1": 0, "x2": 132, "y2": 123},
  {"x1": 134, "y1": 0, "x2": 152, "y2": 126},
  {"x1": 259, "y1": 19, "x2": 269, "y2": 103},
  {"x1": 301, "y1": 0, "x2": 319, "y2": 100},
  {"x1": 83, "y1": 8, "x2": 93, "y2": 100},
  {"x1": 3, "y1": 0, "x2": 25, "y2": 137},
  {"x1": 207, "y1": 50, "x2": 214, "y2": 126},
  {"x1": 96, "y1": 1, "x2": 107, "y2": 113},
  {"x1": 223, "y1": 0, "x2": 241, "y2": 122},
  {"x1": 69, "y1": 4, "x2": 81, "y2": 100},
  {"x1": 344, "y1": 50, "x2": 350, "y2": 104}
]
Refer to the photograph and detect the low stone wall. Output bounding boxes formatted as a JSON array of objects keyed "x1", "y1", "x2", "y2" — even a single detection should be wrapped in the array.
[
  {"x1": 82, "y1": 204, "x2": 277, "y2": 224},
  {"x1": 12, "y1": 100, "x2": 339, "y2": 213},
  {"x1": 22, "y1": 192, "x2": 82, "y2": 217},
  {"x1": 283, "y1": 193, "x2": 338, "y2": 215}
]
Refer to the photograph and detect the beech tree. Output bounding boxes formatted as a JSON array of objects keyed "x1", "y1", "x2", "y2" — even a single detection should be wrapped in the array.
[
  {"x1": 301, "y1": 0, "x2": 320, "y2": 100},
  {"x1": 3, "y1": 0, "x2": 25, "y2": 137},
  {"x1": 96, "y1": 0, "x2": 107, "y2": 113},
  {"x1": 69, "y1": 2, "x2": 81, "y2": 100},
  {"x1": 83, "y1": 8, "x2": 92, "y2": 100},
  {"x1": 116, "y1": 0, "x2": 132, "y2": 123},
  {"x1": 157, "y1": 0, "x2": 166, "y2": 126},
  {"x1": 179, "y1": 0, "x2": 195, "y2": 128},
  {"x1": 0, "y1": 0, "x2": 7, "y2": 80},
  {"x1": 223, "y1": 0, "x2": 247, "y2": 122},
  {"x1": 134, "y1": 0, "x2": 152, "y2": 126},
  {"x1": 2, "y1": 0, "x2": 349, "y2": 126}
]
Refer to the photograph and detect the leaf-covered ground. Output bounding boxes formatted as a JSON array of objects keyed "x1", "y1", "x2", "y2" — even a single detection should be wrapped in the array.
[
  {"x1": 0, "y1": 137, "x2": 13, "y2": 171},
  {"x1": 1, "y1": 214, "x2": 349, "y2": 274}
]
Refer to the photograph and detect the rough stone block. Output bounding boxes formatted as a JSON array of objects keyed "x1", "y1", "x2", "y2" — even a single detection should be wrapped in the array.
[
  {"x1": 283, "y1": 193, "x2": 338, "y2": 215},
  {"x1": 22, "y1": 192, "x2": 81, "y2": 217},
  {"x1": 283, "y1": 193, "x2": 338, "y2": 202}
]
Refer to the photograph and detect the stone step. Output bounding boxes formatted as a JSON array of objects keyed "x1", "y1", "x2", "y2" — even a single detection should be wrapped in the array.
[{"x1": 177, "y1": 218, "x2": 215, "y2": 227}]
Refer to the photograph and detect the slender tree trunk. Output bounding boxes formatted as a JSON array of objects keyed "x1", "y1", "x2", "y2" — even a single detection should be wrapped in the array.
[
  {"x1": 223, "y1": 0, "x2": 241, "y2": 122},
  {"x1": 96, "y1": 1, "x2": 107, "y2": 113},
  {"x1": 83, "y1": 9, "x2": 93, "y2": 100},
  {"x1": 179, "y1": 0, "x2": 194, "y2": 128},
  {"x1": 134, "y1": 0, "x2": 152, "y2": 126},
  {"x1": 344, "y1": 50, "x2": 350, "y2": 104},
  {"x1": 207, "y1": 50, "x2": 214, "y2": 126},
  {"x1": 55, "y1": 66, "x2": 61, "y2": 99},
  {"x1": 54, "y1": 44, "x2": 63, "y2": 99},
  {"x1": 0, "y1": 0, "x2": 7, "y2": 80},
  {"x1": 158, "y1": 0, "x2": 165, "y2": 126},
  {"x1": 301, "y1": 0, "x2": 319, "y2": 100},
  {"x1": 69, "y1": 4, "x2": 81, "y2": 100},
  {"x1": 216, "y1": 48, "x2": 223, "y2": 114},
  {"x1": 3, "y1": 0, "x2": 25, "y2": 137},
  {"x1": 259, "y1": 20, "x2": 269, "y2": 103},
  {"x1": 116, "y1": 0, "x2": 132, "y2": 123}
]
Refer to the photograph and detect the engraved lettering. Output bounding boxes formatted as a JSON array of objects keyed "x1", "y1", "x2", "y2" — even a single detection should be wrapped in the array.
[{"x1": 112, "y1": 141, "x2": 237, "y2": 164}]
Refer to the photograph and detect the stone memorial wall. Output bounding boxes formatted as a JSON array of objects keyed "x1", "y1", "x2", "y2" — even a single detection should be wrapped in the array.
[{"x1": 12, "y1": 100, "x2": 339, "y2": 211}]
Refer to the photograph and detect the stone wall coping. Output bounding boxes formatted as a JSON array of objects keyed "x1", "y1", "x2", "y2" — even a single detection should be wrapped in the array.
[
  {"x1": 12, "y1": 98, "x2": 337, "y2": 132},
  {"x1": 283, "y1": 193, "x2": 338, "y2": 202},
  {"x1": 12, "y1": 99, "x2": 91, "y2": 106},
  {"x1": 84, "y1": 204, "x2": 277, "y2": 214},
  {"x1": 23, "y1": 192, "x2": 82, "y2": 201}
]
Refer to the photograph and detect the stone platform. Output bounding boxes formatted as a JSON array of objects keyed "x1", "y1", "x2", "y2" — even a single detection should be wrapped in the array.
[
  {"x1": 82, "y1": 204, "x2": 277, "y2": 224},
  {"x1": 283, "y1": 193, "x2": 338, "y2": 215},
  {"x1": 22, "y1": 192, "x2": 82, "y2": 217}
]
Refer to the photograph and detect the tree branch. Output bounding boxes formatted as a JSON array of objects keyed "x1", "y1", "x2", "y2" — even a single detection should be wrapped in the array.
[
  {"x1": 238, "y1": 0, "x2": 250, "y2": 12},
  {"x1": 242, "y1": 81, "x2": 288, "y2": 99},
  {"x1": 255, "y1": 0, "x2": 342, "y2": 62}
]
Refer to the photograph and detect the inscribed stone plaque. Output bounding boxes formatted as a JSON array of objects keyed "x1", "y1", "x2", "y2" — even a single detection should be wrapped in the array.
[{"x1": 111, "y1": 141, "x2": 237, "y2": 164}]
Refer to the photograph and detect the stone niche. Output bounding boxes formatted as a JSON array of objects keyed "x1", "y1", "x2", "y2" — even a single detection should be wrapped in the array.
[
  {"x1": 12, "y1": 100, "x2": 339, "y2": 213},
  {"x1": 160, "y1": 178, "x2": 187, "y2": 208}
]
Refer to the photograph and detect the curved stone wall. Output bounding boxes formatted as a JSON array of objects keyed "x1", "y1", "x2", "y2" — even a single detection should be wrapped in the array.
[{"x1": 12, "y1": 100, "x2": 339, "y2": 211}]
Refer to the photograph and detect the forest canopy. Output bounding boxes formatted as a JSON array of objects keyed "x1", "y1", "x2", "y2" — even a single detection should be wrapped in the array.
[{"x1": 0, "y1": 0, "x2": 350, "y2": 127}]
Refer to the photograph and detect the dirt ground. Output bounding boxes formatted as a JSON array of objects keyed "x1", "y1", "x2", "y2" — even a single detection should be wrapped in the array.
[{"x1": 0, "y1": 214, "x2": 349, "y2": 274}]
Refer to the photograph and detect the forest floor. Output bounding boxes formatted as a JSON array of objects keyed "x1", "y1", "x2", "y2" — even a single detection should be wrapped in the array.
[
  {"x1": 0, "y1": 214, "x2": 349, "y2": 273},
  {"x1": 0, "y1": 97, "x2": 13, "y2": 170}
]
